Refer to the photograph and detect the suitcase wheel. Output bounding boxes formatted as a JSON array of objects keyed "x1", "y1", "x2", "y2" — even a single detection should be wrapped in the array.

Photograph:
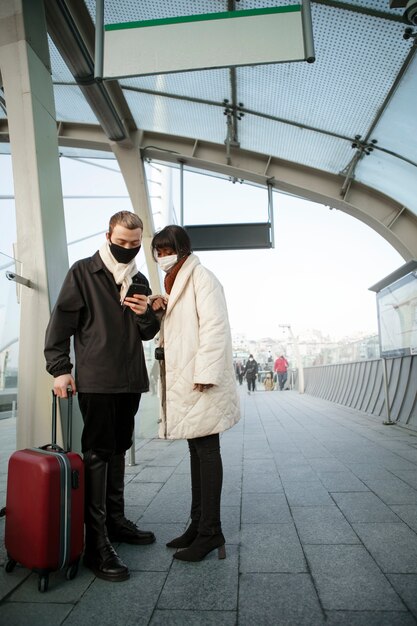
[
  {"x1": 66, "y1": 560, "x2": 79, "y2": 581},
  {"x1": 5, "y1": 558, "x2": 17, "y2": 573},
  {"x1": 38, "y1": 574, "x2": 49, "y2": 593}
]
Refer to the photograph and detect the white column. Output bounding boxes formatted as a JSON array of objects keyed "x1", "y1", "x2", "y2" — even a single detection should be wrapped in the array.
[{"x1": 0, "y1": 0, "x2": 69, "y2": 447}]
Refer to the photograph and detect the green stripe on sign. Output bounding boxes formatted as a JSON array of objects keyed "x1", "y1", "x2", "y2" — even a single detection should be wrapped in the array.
[{"x1": 104, "y1": 6, "x2": 302, "y2": 32}]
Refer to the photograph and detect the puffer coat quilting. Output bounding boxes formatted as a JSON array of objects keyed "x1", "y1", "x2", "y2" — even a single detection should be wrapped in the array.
[{"x1": 158, "y1": 254, "x2": 240, "y2": 440}]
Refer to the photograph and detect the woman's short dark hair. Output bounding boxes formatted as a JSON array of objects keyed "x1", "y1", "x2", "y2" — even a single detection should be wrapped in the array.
[{"x1": 151, "y1": 225, "x2": 192, "y2": 260}]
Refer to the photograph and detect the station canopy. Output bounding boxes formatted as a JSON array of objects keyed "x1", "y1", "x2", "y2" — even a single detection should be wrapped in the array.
[{"x1": 1, "y1": 0, "x2": 416, "y2": 218}]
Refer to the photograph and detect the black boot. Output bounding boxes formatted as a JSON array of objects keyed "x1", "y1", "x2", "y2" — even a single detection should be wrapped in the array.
[
  {"x1": 106, "y1": 452, "x2": 155, "y2": 545},
  {"x1": 173, "y1": 532, "x2": 226, "y2": 562},
  {"x1": 166, "y1": 520, "x2": 199, "y2": 549},
  {"x1": 173, "y1": 435, "x2": 226, "y2": 562},
  {"x1": 166, "y1": 439, "x2": 201, "y2": 548},
  {"x1": 83, "y1": 450, "x2": 129, "y2": 582}
]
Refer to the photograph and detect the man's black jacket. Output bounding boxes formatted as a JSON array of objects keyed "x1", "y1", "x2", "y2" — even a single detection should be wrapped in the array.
[{"x1": 44, "y1": 251, "x2": 160, "y2": 393}]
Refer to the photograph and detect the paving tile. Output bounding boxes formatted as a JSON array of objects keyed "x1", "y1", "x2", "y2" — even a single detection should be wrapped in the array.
[
  {"x1": 0, "y1": 602, "x2": 73, "y2": 626},
  {"x1": 304, "y1": 544, "x2": 405, "y2": 610},
  {"x1": 133, "y1": 466, "x2": 176, "y2": 483},
  {"x1": 346, "y1": 464, "x2": 395, "y2": 481},
  {"x1": 325, "y1": 611, "x2": 417, "y2": 625},
  {"x1": 390, "y1": 470, "x2": 417, "y2": 490},
  {"x1": 124, "y1": 481, "x2": 163, "y2": 508},
  {"x1": 387, "y1": 574, "x2": 417, "y2": 617},
  {"x1": 7, "y1": 566, "x2": 94, "y2": 602},
  {"x1": 283, "y1": 481, "x2": 333, "y2": 506},
  {"x1": 292, "y1": 505, "x2": 360, "y2": 545},
  {"x1": 64, "y1": 571, "x2": 166, "y2": 626},
  {"x1": 0, "y1": 565, "x2": 31, "y2": 601},
  {"x1": 391, "y1": 505, "x2": 417, "y2": 532},
  {"x1": 352, "y1": 523, "x2": 417, "y2": 573},
  {"x1": 238, "y1": 573, "x2": 324, "y2": 625},
  {"x1": 361, "y1": 478, "x2": 417, "y2": 505},
  {"x1": 317, "y1": 471, "x2": 369, "y2": 492},
  {"x1": 307, "y1": 458, "x2": 348, "y2": 472},
  {"x1": 240, "y1": 523, "x2": 307, "y2": 573},
  {"x1": 150, "y1": 609, "x2": 237, "y2": 625},
  {"x1": 3, "y1": 392, "x2": 417, "y2": 624},
  {"x1": 157, "y1": 545, "x2": 238, "y2": 611},
  {"x1": 332, "y1": 492, "x2": 401, "y2": 523},
  {"x1": 278, "y1": 466, "x2": 317, "y2": 484},
  {"x1": 241, "y1": 492, "x2": 291, "y2": 524},
  {"x1": 242, "y1": 470, "x2": 283, "y2": 493},
  {"x1": 139, "y1": 489, "x2": 191, "y2": 524},
  {"x1": 117, "y1": 523, "x2": 185, "y2": 572},
  {"x1": 273, "y1": 452, "x2": 310, "y2": 469}
]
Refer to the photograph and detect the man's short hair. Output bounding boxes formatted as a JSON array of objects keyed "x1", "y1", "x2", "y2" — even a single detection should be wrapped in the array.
[{"x1": 109, "y1": 211, "x2": 143, "y2": 235}]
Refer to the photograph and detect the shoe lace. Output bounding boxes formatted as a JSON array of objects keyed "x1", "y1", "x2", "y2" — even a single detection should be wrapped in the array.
[{"x1": 120, "y1": 518, "x2": 139, "y2": 532}]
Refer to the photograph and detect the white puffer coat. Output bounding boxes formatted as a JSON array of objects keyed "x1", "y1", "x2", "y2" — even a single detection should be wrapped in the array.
[{"x1": 158, "y1": 254, "x2": 240, "y2": 440}]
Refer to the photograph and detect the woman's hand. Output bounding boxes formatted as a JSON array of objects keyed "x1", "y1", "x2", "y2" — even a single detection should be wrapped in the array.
[
  {"x1": 124, "y1": 294, "x2": 148, "y2": 315},
  {"x1": 193, "y1": 383, "x2": 214, "y2": 392},
  {"x1": 150, "y1": 296, "x2": 168, "y2": 312}
]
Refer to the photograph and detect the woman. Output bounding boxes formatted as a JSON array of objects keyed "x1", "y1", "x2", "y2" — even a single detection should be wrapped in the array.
[{"x1": 150, "y1": 225, "x2": 240, "y2": 562}]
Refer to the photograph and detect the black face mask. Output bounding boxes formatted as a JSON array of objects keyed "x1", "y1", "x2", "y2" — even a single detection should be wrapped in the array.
[{"x1": 110, "y1": 241, "x2": 141, "y2": 264}]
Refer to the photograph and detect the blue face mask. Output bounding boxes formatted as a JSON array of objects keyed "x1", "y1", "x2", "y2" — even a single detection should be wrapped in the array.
[{"x1": 110, "y1": 241, "x2": 141, "y2": 264}]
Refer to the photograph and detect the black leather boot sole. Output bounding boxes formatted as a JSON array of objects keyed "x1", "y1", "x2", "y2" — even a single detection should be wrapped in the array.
[{"x1": 83, "y1": 547, "x2": 130, "y2": 582}]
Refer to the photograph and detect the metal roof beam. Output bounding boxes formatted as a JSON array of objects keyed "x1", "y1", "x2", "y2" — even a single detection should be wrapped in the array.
[{"x1": 44, "y1": 0, "x2": 134, "y2": 142}]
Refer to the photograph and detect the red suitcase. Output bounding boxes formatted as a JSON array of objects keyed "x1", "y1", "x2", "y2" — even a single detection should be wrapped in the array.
[{"x1": 3, "y1": 392, "x2": 84, "y2": 592}]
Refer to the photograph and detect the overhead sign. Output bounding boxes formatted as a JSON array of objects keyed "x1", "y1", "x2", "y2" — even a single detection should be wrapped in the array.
[{"x1": 101, "y1": 5, "x2": 315, "y2": 79}]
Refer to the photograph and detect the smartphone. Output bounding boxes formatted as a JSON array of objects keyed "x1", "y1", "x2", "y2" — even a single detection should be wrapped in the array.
[{"x1": 125, "y1": 283, "x2": 150, "y2": 298}]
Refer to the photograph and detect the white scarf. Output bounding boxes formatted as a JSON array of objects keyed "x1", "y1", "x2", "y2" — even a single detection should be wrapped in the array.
[{"x1": 99, "y1": 242, "x2": 138, "y2": 303}]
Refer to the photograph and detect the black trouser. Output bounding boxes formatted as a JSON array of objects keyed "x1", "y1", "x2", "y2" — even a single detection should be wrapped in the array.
[
  {"x1": 246, "y1": 376, "x2": 256, "y2": 392},
  {"x1": 188, "y1": 433, "x2": 223, "y2": 536},
  {"x1": 78, "y1": 392, "x2": 140, "y2": 461}
]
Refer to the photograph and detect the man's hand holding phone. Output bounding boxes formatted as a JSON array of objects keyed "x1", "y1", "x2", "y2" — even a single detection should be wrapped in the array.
[{"x1": 123, "y1": 283, "x2": 150, "y2": 315}]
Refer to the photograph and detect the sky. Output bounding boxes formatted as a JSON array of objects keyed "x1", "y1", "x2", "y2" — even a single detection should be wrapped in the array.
[{"x1": 0, "y1": 153, "x2": 404, "y2": 346}]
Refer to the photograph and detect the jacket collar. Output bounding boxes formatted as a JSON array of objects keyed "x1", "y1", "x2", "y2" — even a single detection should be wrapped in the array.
[
  {"x1": 89, "y1": 250, "x2": 106, "y2": 274},
  {"x1": 165, "y1": 253, "x2": 200, "y2": 316}
]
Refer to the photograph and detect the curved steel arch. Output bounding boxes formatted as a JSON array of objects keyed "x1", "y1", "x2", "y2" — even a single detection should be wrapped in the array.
[{"x1": 55, "y1": 121, "x2": 417, "y2": 261}]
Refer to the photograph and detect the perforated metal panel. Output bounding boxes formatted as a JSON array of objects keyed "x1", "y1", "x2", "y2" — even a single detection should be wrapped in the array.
[
  {"x1": 239, "y1": 113, "x2": 354, "y2": 173},
  {"x1": 48, "y1": 38, "x2": 74, "y2": 83},
  {"x1": 44, "y1": 0, "x2": 416, "y2": 216},
  {"x1": 123, "y1": 91, "x2": 225, "y2": 143},
  {"x1": 120, "y1": 69, "x2": 230, "y2": 103},
  {"x1": 53, "y1": 85, "x2": 99, "y2": 124}
]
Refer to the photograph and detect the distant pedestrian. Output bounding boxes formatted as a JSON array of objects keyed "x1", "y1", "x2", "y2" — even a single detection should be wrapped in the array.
[
  {"x1": 243, "y1": 355, "x2": 258, "y2": 394},
  {"x1": 274, "y1": 355, "x2": 289, "y2": 391},
  {"x1": 235, "y1": 362, "x2": 244, "y2": 385}
]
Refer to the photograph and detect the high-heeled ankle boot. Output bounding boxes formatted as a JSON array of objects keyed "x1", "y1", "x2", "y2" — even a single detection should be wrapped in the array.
[
  {"x1": 173, "y1": 532, "x2": 226, "y2": 562},
  {"x1": 166, "y1": 520, "x2": 199, "y2": 548}
]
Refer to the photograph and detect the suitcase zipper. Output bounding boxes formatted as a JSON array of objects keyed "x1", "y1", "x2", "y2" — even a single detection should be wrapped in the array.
[{"x1": 30, "y1": 448, "x2": 72, "y2": 569}]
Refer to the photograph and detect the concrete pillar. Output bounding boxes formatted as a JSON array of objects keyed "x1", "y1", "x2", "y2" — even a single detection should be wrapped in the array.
[
  {"x1": 111, "y1": 132, "x2": 162, "y2": 292},
  {"x1": 0, "y1": 0, "x2": 69, "y2": 447}
]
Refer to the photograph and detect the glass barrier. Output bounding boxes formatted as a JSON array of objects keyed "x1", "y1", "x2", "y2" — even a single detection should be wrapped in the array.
[{"x1": 0, "y1": 253, "x2": 20, "y2": 420}]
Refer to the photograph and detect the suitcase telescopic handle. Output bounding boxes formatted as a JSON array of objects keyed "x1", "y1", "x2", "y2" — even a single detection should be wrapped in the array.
[{"x1": 51, "y1": 389, "x2": 73, "y2": 451}]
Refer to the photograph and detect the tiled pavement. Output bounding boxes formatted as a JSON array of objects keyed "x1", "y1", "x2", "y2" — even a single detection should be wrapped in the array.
[{"x1": 1, "y1": 387, "x2": 417, "y2": 625}]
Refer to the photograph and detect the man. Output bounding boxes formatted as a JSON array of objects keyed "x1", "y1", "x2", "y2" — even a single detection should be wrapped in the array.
[
  {"x1": 243, "y1": 354, "x2": 258, "y2": 394},
  {"x1": 44, "y1": 211, "x2": 160, "y2": 583},
  {"x1": 274, "y1": 354, "x2": 289, "y2": 391}
]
